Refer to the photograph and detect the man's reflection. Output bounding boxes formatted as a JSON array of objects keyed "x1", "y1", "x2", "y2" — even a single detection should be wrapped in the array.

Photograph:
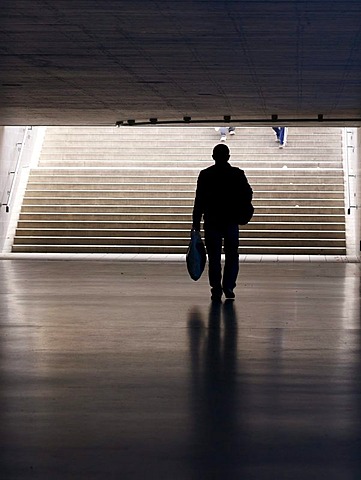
[{"x1": 188, "y1": 301, "x2": 245, "y2": 479}]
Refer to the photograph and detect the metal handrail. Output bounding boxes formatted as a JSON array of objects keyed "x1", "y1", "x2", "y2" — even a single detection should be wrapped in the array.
[
  {"x1": 344, "y1": 128, "x2": 356, "y2": 215},
  {"x1": 1, "y1": 127, "x2": 29, "y2": 213}
]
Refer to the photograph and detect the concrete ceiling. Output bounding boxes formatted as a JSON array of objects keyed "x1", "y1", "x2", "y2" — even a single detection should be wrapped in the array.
[{"x1": 1, "y1": 0, "x2": 361, "y2": 126}]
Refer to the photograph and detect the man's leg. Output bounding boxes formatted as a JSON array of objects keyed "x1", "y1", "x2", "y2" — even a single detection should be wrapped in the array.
[
  {"x1": 219, "y1": 127, "x2": 228, "y2": 142},
  {"x1": 279, "y1": 127, "x2": 287, "y2": 147},
  {"x1": 204, "y1": 227, "x2": 223, "y2": 300},
  {"x1": 222, "y1": 224, "x2": 239, "y2": 297},
  {"x1": 272, "y1": 127, "x2": 280, "y2": 141}
]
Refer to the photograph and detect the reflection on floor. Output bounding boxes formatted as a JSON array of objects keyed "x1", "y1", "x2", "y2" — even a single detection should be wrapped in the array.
[{"x1": 0, "y1": 259, "x2": 360, "y2": 479}]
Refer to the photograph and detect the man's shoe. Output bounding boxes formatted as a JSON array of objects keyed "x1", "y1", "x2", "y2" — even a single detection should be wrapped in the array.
[
  {"x1": 211, "y1": 288, "x2": 222, "y2": 301},
  {"x1": 223, "y1": 289, "x2": 235, "y2": 299},
  {"x1": 211, "y1": 295, "x2": 222, "y2": 302}
]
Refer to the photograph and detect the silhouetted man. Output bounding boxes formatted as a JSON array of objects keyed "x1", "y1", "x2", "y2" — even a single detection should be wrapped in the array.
[{"x1": 192, "y1": 144, "x2": 253, "y2": 301}]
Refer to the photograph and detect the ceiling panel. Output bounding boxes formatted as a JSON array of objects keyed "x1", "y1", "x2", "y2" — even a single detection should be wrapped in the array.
[{"x1": 0, "y1": 0, "x2": 360, "y2": 125}]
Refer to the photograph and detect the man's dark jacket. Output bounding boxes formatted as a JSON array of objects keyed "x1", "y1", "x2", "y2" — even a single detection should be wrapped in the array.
[{"x1": 192, "y1": 162, "x2": 253, "y2": 230}]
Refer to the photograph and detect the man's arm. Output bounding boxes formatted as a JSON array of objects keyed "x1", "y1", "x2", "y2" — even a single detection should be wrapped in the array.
[
  {"x1": 240, "y1": 171, "x2": 253, "y2": 202},
  {"x1": 192, "y1": 172, "x2": 204, "y2": 231}
]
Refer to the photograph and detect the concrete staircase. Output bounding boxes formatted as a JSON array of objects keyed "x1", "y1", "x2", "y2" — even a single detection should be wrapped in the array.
[{"x1": 12, "y1": 126, "x2": 346, "y2": 255}]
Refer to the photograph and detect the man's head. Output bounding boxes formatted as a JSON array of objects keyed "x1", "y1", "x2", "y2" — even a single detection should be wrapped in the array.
[{"x1": 212, "y1": 144, "x2": 230, "y2": 164}]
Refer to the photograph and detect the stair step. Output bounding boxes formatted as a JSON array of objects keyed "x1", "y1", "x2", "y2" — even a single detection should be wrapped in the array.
[
  {"x1": 18, "y1": 212, "x2": 346, "y2": 222},
  {"x1": 20, "y1": 205, "x2": 346, "y2": 215},
  {"x1": 30, "y1": 169, "x2": 345, "y2": 180},
  {"x1": 16, "y1": 220, "x2": 346, "y2": 231},
  {"x1": 25, "y1": 185, "x2": 344, "y2": 196},
  {"x1": 39, "y1": 151, "x2": 342, "y2": 160},
  {"x1": 15, "y1": 228, "x2": 346, "y2": 240},
  {"x1": 13, "y1": 236, "x2": 346, "y2": 247},
  {"x1": 26, "y1": 182, "x2": 345, "y2": 195},
  {"x1": 22, "y1": 197, "x2": 345, "y2": 207},
  {"x1": 25, "y1": 183, "x2": 345, "y2": 192},
  {"x1": 38, "y1": 161, "x2": 343, "y2": 169},
  {"x1": 11, "y1": 245, "x2": 346, "y2": 255}
]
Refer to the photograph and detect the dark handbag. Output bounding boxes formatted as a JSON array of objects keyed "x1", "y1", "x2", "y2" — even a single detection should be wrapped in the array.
[
  {"x1": 186, "y1": 230, "x2": 207, "y2": 281},
  {"x1": 238, "y1": 202, "x2": 254, "y2": 225}
]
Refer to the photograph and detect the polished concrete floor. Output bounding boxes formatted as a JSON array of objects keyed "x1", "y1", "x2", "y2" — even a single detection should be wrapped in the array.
[{"x1": 0, "y1": 258, "x2": 360, "y2": 480}]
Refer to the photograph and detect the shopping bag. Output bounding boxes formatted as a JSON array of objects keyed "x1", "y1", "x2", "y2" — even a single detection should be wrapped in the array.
[
  {"x1": 186, "y1": 230, "x2": 206, "y2": 281},
  {"x1": 238, "y1": 202, "x2": 254, "y2": 225}
]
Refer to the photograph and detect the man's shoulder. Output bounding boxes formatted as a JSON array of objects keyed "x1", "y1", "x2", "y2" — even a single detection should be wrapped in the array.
[
  {"x1": 225, "y1": 165, "x2": 246, "y2": 177},
  {"x1": 201, "y1": 164, "x2": 216, "y2": 173},
  {"x1": 230, "y1": 166, "x2": 244, "y2": 174},
  {"x1": 199, "y1": 164, "x2": 245, "y2": 178},
  {"x1": 198, "y1": 165, "x2": 216, "y2": 178},
  {"x1": 201, "y1": 164, "x2": 243, "y2": 171}
]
